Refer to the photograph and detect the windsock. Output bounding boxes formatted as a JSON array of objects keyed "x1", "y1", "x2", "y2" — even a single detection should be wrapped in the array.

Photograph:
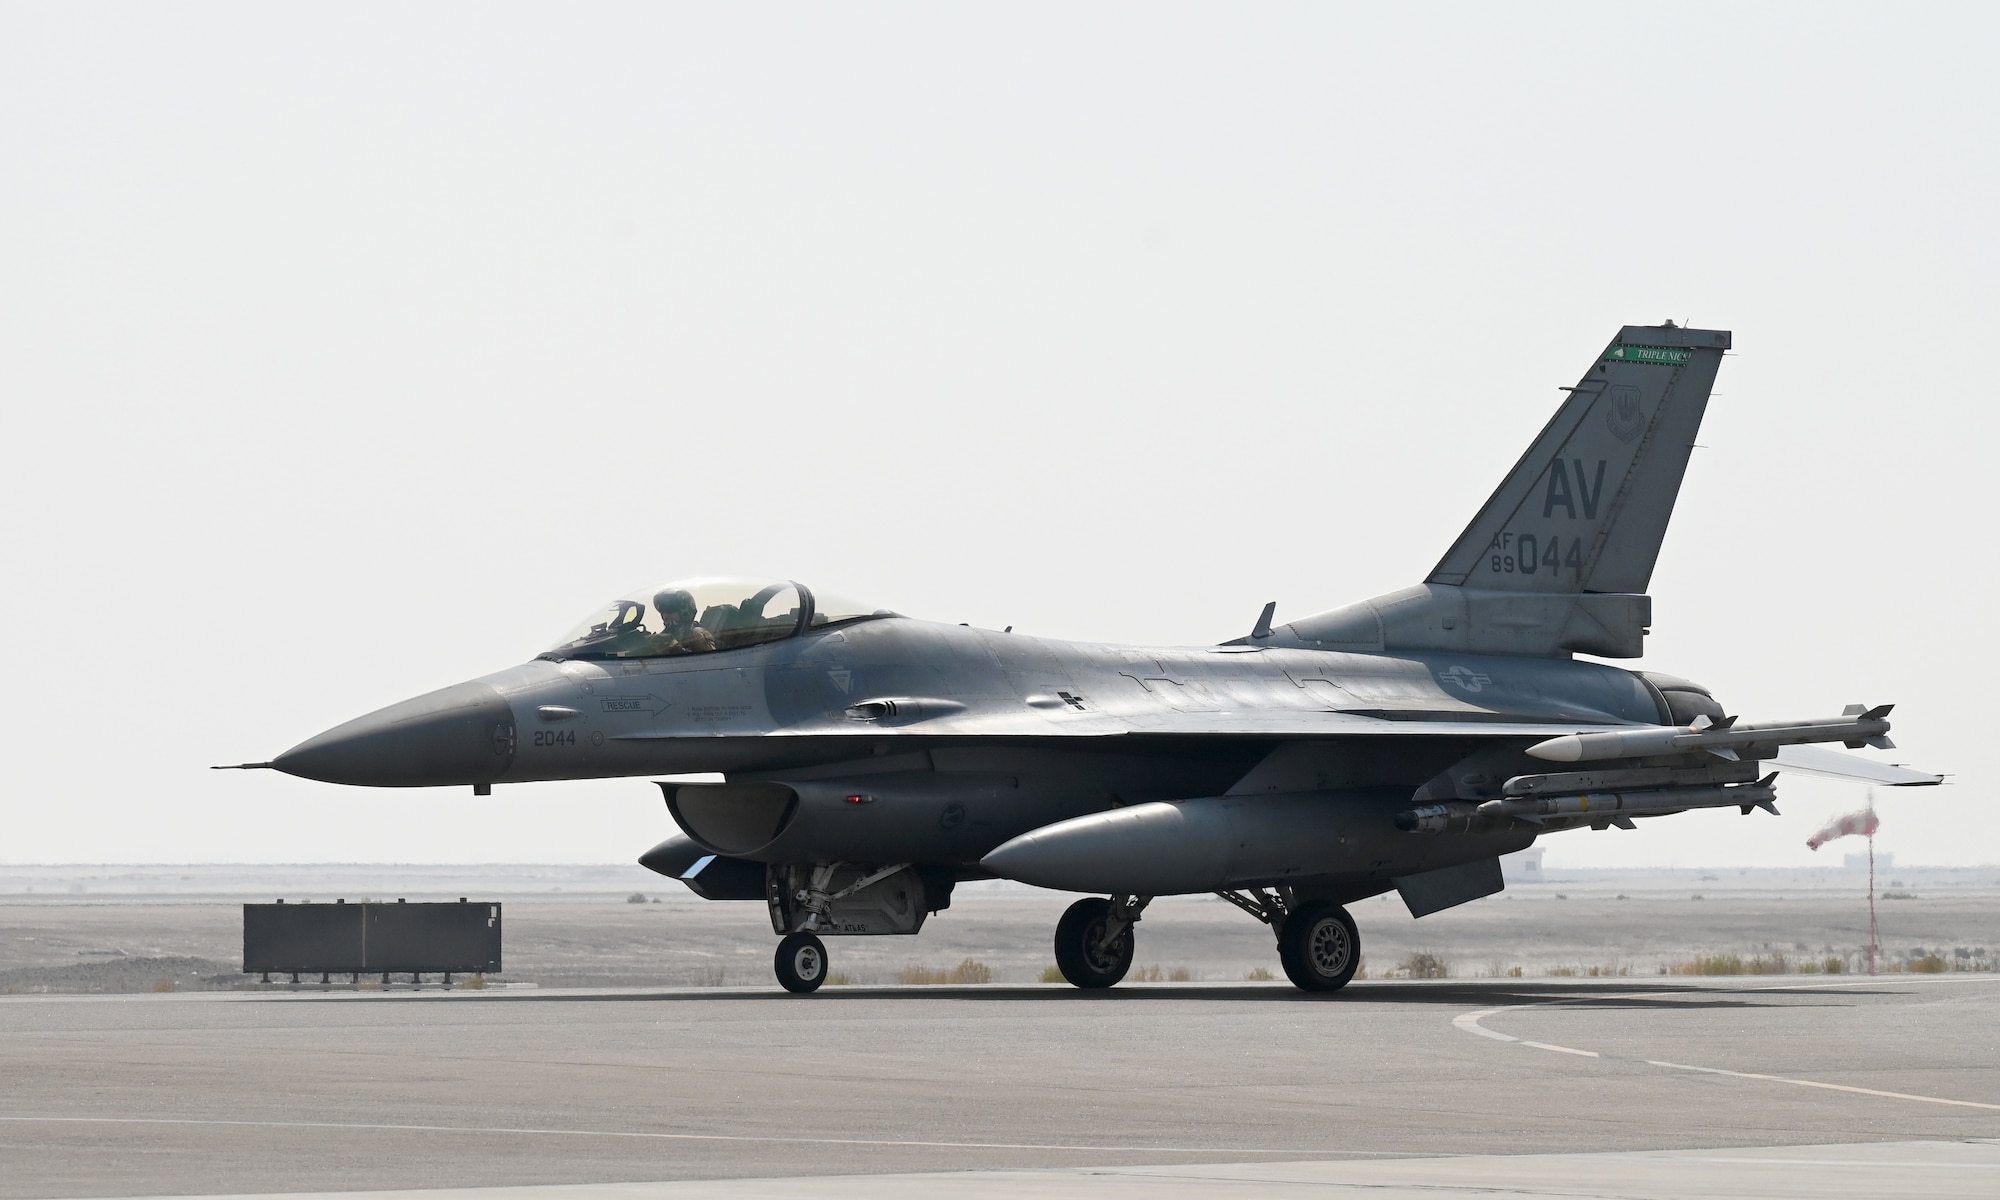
[{"x1": 1806, "y1": 808, "x2": 1879, "y2": 850}]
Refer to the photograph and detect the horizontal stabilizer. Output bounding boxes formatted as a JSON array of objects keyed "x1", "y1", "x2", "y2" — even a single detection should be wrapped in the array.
[{"x1": 1771, "y1": 745, "x2": 1942, "y2": 787}]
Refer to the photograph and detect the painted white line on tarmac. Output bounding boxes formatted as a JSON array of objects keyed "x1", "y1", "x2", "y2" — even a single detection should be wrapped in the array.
[
  {"x1": 1638, "y1": 1059, "x2": 2000, "y2": 1112},
  {"x1": 1520, "y1": 1040, "x2": 1598, "y2": 1057},
  {"x1": 1454, "y1": 977, "x2": 2000, "y2": 1112},
  {"x1": 1450, "y1": 1006, "x2": 1521, "y2": 1041},
  {"x1": 0, "y1": 1115, "x2": 1405, "y2": 1158}
]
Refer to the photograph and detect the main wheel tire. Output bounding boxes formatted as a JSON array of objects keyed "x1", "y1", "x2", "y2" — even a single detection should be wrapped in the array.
[
  {"x1": 774, "y1": 932, "x2": 828, "y2": 994},
  {"x1": 1052, "y1": 897, "x2": 1134, "y2": 989},
  {"x1": 1277, "y1": 901, "x2": 1359, "y2": 992}
]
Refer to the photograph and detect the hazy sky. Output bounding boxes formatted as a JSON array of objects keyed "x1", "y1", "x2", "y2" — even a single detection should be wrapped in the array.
[{"x1": 3, "y1": 3, "x2": 1993, "y2": 868}]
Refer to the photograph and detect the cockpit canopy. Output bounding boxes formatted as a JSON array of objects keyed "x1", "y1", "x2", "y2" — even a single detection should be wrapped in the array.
[{"x1": 542, "y1": 577, "x2": 894, "y2": 661}]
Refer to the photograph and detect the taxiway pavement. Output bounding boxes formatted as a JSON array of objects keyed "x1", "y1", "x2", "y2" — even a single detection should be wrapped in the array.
[{"x1": 4, "y1": 976, "x2": 1996, "y2": 1198}]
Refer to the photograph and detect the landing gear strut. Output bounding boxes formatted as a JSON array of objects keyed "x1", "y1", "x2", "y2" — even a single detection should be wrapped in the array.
[
  {"x1": 774, "y1": 931, "x2": 828, "y2": 993},
  {"x1": 1052, "y1": 895, "x2": 1148, "y2": 988}
]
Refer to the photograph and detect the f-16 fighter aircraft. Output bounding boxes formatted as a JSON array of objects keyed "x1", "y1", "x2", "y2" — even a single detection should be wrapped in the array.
[{"x1": 235, "y1": 323, "x2": 1940, "y2": 993}]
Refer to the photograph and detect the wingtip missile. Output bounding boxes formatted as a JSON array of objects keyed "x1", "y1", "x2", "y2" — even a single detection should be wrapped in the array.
[{"x1": 1526, "y1": 708, "x2": 1898, "y2": 765}]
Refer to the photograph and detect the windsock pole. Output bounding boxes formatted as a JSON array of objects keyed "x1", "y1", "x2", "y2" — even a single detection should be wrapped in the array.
[{"x1": 1867, "y1": 789, "x2": 1879, "y2": 976}]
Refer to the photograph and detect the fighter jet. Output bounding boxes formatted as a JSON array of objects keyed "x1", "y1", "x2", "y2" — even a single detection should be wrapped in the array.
[{"x1": 230, "y1": 324, "x2": 1940, "y2": 993}]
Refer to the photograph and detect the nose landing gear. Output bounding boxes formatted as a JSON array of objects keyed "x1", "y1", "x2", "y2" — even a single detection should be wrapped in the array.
[{"x1": 774, "y1": 931, "x2": 828, "y2": 993}]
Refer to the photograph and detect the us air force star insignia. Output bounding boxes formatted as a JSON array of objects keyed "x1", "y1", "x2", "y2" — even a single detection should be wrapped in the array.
[
  {"x1": 827, "y1": 669, "x2": 853, "y2": 694},
  {"x1": 1440, "y1": 665, "x2": 1492, "y2": 693},
  {"x1": 1606, "y1": 385, "x2": 1645, "y2": 443}
]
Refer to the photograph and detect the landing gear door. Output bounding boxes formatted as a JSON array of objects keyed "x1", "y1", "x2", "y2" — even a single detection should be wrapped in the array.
[{"x1": 767, "y1": 864, "x2": 929, "y2": 936}]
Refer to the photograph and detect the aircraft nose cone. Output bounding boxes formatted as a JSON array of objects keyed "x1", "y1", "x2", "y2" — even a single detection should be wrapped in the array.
[{"x1": 274, "y1": 681, "x2": 516, "y2": 787}]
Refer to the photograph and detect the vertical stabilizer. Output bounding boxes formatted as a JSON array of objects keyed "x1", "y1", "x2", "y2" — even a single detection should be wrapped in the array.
[
  {"x1": 1273, "y1": 324, "x2": 1728, "y2": 659},
  {"x1": 1428, "y1": 324, "x2": 1729, "y2": 594}
]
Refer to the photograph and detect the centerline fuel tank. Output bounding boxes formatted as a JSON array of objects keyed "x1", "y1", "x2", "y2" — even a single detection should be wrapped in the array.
[{"x1": 981, "y1": 790, "x2": 1533, "y2": 895}]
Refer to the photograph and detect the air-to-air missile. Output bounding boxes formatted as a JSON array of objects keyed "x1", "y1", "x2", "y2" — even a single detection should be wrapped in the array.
[
  {"x1": 1524, "y1": 705, "x2": 1894, "y2": 764},
  {"x1": 1395, "y1": 776, "x2": 1779, "y2": 834}
]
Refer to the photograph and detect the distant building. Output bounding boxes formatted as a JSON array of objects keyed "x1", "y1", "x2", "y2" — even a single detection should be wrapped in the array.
[{"x1": 1501, "y1": 847, "x2": 1544, "y2": 881}]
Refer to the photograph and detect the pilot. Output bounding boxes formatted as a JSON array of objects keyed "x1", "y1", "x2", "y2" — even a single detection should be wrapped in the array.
[{"x1": 650, "y1": 589, "x2": 718, "y2": 655}]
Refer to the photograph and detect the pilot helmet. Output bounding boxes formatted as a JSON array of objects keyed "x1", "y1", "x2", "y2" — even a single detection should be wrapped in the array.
[{"x1": 653, "y1": 589, "x2": 697, "y2": 622}]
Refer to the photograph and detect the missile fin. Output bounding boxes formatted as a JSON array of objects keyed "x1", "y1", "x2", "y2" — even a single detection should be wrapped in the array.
[
  {"x1": 1843, "y1": 704, "x2": 1865, "y2": 717},
  {"x1": 1862, "y1": 703, "x2": 1894, "y2": 721},
  {"x1": 1707, "y1": 746, "x2": 1740, "y2": 761},
  {"x1": 1868, "y1": 735, "x2": 1896, "y2": 750},
  {"x1": 1610, "y1": 816, "x2": 1636, "y2": 830}
]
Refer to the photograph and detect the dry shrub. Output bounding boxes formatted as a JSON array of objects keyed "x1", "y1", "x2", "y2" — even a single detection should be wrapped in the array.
[
  {"x1": 825, "y1": 971, "x2": 857, "y2": 986},
  {"x1": 1038, "y1": 965, "x2": 1065, "y2": 984},
  {"x1": 1908, "y1": 953, "x2": 1949, "y2": 973},
  {"x1": 1168, "y1": 967, "x2": 1191, "y2": 982},
  {"x1": 152, "y1": 979, "x2": 177, "y2": 993},
  {"x1": 946, "y1": 959, "x2": 991, "y2": 984},
  {"x1": 1398, "y1": 952, "x2": 1449, "y2": 980},
  {"x1": 1672, "y1": 953, "x2": 1789, "y2": 976},
  {"x1": 897, "y1": 958, "x2": 991, "y2": 985},
  {"x1": 1244, "y1": 967, "x2": 1275, "y2": 981},
  {"x1": 1675, "y1": 955, "x2": 1743, "y2": 975}
]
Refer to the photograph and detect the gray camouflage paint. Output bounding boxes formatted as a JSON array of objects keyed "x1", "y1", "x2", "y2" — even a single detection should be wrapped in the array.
[{"x1": 266, "y1": 324, "x2": 1924, "y2": 911}]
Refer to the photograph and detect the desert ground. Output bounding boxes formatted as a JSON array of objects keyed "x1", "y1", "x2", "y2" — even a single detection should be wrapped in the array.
[{"x1": 2, "y1": 862, "x2": 1993, "y2": 992}]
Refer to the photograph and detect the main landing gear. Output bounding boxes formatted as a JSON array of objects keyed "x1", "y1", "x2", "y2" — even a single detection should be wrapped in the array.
[
  {"x1": 1045, "y1": 891, "x2": 1358, "y2": 992},
  {"x1": 1052, "y1": 895, "x2": 1148, "y2": 988},
  {"x1": 1276, "y1": 900, "x2": 1360, "y2": 991},
  {"x1": 1216, "y1": 887, "x2": 1361, "y2": 992}
]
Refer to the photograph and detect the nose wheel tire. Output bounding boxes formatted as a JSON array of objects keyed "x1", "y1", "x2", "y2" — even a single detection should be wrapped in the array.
[
  {"x1": 774, "y1": 932, "x2": 828, "y2": 993},
  {"x1": 1277, "y1": 900, "x2": 1359, "y2": 992},
  {"x1": 1052, "y1": 897, "x2": 1134, "y2": 988}
]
